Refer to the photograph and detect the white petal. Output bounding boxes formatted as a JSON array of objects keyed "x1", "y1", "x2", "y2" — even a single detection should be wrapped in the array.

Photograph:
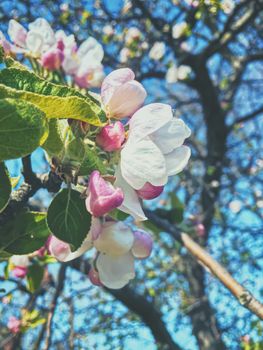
[
  {"x1": 26, "y1": 31, "x2": 44, "y2": 55},
  {"x1": 94, "y1": 221, "x2": 134, "y2": 256},
  {"x1": 115, "y1": 166, "x2": 147, "y2": 221},
  {"x1": 151, "y1": 118, "x2": 191, "y2": 154},
  {"x1": 10, "y1": 255, "x2": 30, "y2": 267},
  {"x1": 165, "y1": 145, "x2": 191, "y2": 176},
  {"x1": 121, "y1": 137, "x2": 167, "y2": 189},
  {"x1": 97, "y1": 252, "x2": 135, "y2": 289},
  {"x1": 28, "y1": 18, "x2": 55, "y2": 42},
  {"x1": 78, "y1": 37, "x2": 104, "y2": 62},
  {"x1": 107, "y1": 80, "x2": 146, "y2": 118},
  {"x1": 101, "y1": 68, "x2": 135, "y2": 106},
  {"x1": 128, "y1": 103, "x2": 173, "y2": 141},
  {"x1": 62, "y1": 54, "x2": 79, "y2": 75},
  {"x1": 63, "y1": 233, "x2": 93, "y2": 262}
]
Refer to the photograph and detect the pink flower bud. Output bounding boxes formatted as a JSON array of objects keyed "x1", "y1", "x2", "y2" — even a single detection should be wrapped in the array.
[
  {"x1": 136, "y1": 182, "x2": 164, "y2": 200},
  {"x1": 88, "y1": 267, "x2": 103, "y2": 286},
  {"x1": 48, "y1": 236, "x2": 71, "y2": 261},
  {"x1": 132, "y1": 230, "x2": 153, "y2": 259},
  {"x1": 96, "y1": 122, "x2": 125, "y2": 152},
  {"x1": 41, "y1": 48, "x2": 64, "y2": 71},
  {"x1": 86, "y1": 171, "x2": 124, "y2": 217},
  {"x1": 7, "y1": 316, "x2": 21, "y2": 334},
  {"x1": 101, "y1": 68, "x2": 147, "y2": 119},
  {"x1": 12, "y1": 266, "x2": 28, "y2": 278},
  {"x1": 195, "y1": 223, "x2": 206, "y2": 237}
]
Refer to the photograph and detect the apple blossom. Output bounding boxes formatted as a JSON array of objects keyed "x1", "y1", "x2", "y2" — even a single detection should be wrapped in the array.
[
  {"x1": 7, "y1": 316, "x2": 21, "y2": 334},
  {"x1": 125, "y1": 27, "x2": 141, "y2": 44},
  {"x1": 149, "y1": 42, "x2": 165, "y2": 60},
  {"x1": 136, "y1": 182, "x2": 164, "y2": 200},
  {"x1": 86, "y1": 171, "x2": 124, "y2": 217},
  {"x1": 101, "y1": 68, "x2": 147, "y2": 119},
  {"x1": 221, "y1": 0, "x2": 234, "y2": 14},
  {"x1": 120, "y1": 103, "x2": 191, "y2": 191},
  {"x1": 103, "y1": 25, "x2": 114, "y2": 36},
  {"x1": 166, "y1": 64, "x2": 191, "y2": 83},
  {"x1": 172, "y1": 22, "x2": 188, "y2": 39},
  {"x1": 96, "y1": 121, "x2": 125, "y2": 152},
  {"x1": 132, "y1": 230, "x2": 153, "y2": 259},
  {"x1": 119, "y1": 47, "x2": 130, "y2": 63}
]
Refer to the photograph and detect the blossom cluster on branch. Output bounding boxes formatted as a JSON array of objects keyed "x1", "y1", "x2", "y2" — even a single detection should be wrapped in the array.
[{"x1": 0, "y1": 17, "x2": 191, "y2": 290}]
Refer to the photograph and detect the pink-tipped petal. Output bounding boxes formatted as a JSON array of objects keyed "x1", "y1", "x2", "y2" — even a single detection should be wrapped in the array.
[
  {"x1": 96, "y1": 121, "x2": 125, "y2": 152},
  {"x1": 86, "y1": 171, "x2": 124, "y2": 217},
  {"x1": 0, "y1": 31, "x2": 12, "y2": 54},
  {"x1": 101, "y1": 68, "x2": 135, "y2": 105},
  {"x1": 107, "y1": 80, "x2": 146, "y2": 119},
  {"x1": 132, "y1": 230, "x2": 153, "y2": 259},
  {"x1": 48, "y1": 236, "x2": 71, "y2": 261},
  {"x1": 8, "y1": 20, "x2": 27, "y2": 47},
  {"x1": 136, "y1": 182, "x2": 164, "y2": 200},
  {"x1": 12, "y1": 266, "x2": 28, "y2": 279},
  {"x1": 41, "y1": 47, "x2": 64, "y2": 70}
]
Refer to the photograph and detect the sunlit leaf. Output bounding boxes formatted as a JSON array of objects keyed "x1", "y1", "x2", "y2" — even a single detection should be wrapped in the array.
[{"x1": 0, "y1": 98, "x2": 48, "y2": 161}]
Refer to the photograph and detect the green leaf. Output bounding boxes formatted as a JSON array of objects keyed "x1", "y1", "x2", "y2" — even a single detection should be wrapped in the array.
[
  {"x1": 42, "y1": 119, "x2": 68, "y2": 157},
  {"x1": 26, "y1": 263, "x2": 44, "y2": 293},
  {"x1": 108, "y1": 208, "x2": 129, "y2": 221},
  {"x1": 47, "y1": 188, "x2": 91, "y2": 250},
  {"x1": 0, "y1": 250, "x2": 12, "y2": 261},
  {"x1": 0, "y1": 63, "x2": 106, "y2": 126},
  {"x1": 0, "y1": 98, "x2": 49, "y2": 161},
  {"x1": 79, "y1": 145, "x2": 107, "y2": 176},
  {"x1": 0, "y1": 162, "x2": 11, "y2": 213},
  {"x1": 0, "y1": 211, "x2": 50, "y2": 254},
  {"x1": 62, "y1": 137, "x2": 86, "y2": 171}
]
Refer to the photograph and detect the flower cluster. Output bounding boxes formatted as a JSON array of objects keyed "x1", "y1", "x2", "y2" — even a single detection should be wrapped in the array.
[
  {"x1": 9, "y1": 254, "x2": 30, "y2": 279},
  {"x1": 0, "y1": 18, "x2": 104, "y2": 88},
  {"x1": 46, "y1": 67, "x2": 191, "y2": 289},
  {"x1": 3, "y1": 18, "x2": 191, "y2": 289}
]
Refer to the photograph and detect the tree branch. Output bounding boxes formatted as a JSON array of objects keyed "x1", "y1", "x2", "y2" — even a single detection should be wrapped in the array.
[
  {"x1": 44, "y1": 264, "x2": 67, "y2": 350},
  {"x1": 228, "y1": 105, "x2": 263, "y2": 132},
  {"x1": 70, "y1": 259, "x2": 181, "y2": 350},
  {"x1": 144, "y1": 209, "x2": 263, "y2": 320}
]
